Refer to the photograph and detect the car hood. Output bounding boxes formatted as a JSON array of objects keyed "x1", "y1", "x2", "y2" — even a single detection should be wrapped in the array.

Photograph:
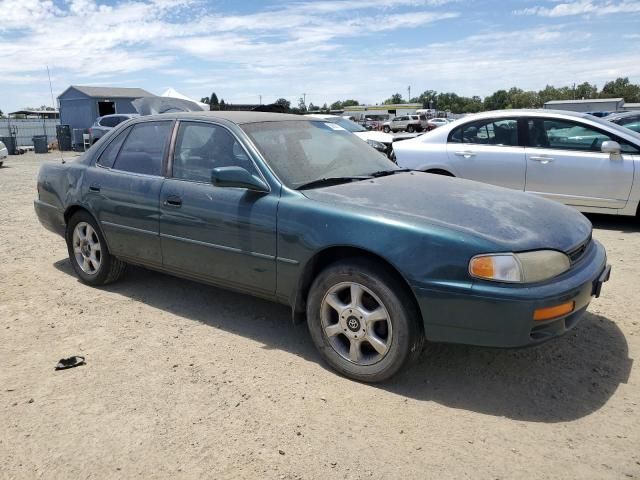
[
  {"x1": 354, "y1": 131, "x2": 394, "y2": 144},
  {"x1": 301, "y1": 172, "x2": 591, "y2": 253}
]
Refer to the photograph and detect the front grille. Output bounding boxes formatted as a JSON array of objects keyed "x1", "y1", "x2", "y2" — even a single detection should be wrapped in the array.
[{"x1": 567, "y1": 234, "x2": 592, "y2": 264}]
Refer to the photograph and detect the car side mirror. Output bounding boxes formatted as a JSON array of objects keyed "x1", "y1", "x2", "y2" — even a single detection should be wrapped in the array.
[
  {"x1": 601, "y1": 140, "x2": 621, "y2": 155},
  {"x1": 211, "y1": 166, "x2": 269, "y2": 192}
]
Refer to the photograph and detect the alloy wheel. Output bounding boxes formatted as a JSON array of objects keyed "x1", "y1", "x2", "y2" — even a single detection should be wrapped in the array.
[
  {"x1": 320, "y1": 282, "x2": 393, "y2": 366},
  {"x1": 72, "y1": 222, "x2": 102, "y2": 274}
]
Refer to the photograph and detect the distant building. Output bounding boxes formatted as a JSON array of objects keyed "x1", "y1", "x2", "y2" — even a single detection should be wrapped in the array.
[
  {"x1": 8, "y1": 109, "x2": 59, "y2": 119},
  {"x1": 343, "y1": 103, "x2": 423, "y2": 120},
  {"x1": 623, "y1": 103, "x2": 640, "y2": 112},
  {"x1": 543, "y1": 98, "x2": 624, "y2": 113},
  {"x1": 58, "y1": 85, "x2": 154, "y2": 134}
]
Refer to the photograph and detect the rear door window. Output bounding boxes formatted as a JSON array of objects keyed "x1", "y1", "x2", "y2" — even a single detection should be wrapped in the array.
[
  {"x1": 112, "y1": 122, "x2": 171, "y2": 176},
  {"x1": 449, "y1": 119, "x2": 518, "y2": 146}
]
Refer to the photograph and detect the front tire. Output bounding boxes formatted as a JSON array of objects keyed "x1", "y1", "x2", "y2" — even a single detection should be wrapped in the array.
[
  {"x1": 306, "y1": 259, "x2": 423, "y2": 382},
  {"x1": 407, "y1": 125, "x2": 415, "y2": 133},
  {"x1": 383, "y1": 126, "x2": 391, "y2": 133},
  {"x1": 65, "y1": 211, "x2": 126, "y2": 286}
]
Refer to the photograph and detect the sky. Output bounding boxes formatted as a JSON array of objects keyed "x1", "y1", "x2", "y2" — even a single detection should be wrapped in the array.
[{"x1": 1, "y1": 0, "x2": 639, "y2": 112}]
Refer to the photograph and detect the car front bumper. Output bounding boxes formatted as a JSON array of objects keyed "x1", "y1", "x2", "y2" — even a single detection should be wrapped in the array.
[{"x1": 414, "y1": 239, "x2": 610, "y2": 348}]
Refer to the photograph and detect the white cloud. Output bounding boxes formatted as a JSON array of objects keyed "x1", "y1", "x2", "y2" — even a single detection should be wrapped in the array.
[{"x1": 515, "y1": 0, "x2": 640, "y2": 17}]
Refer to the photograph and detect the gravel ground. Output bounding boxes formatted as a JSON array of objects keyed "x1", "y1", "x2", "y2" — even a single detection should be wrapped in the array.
[{"x1": 1, "y1": 152, "x2": 638, "y2": 479}]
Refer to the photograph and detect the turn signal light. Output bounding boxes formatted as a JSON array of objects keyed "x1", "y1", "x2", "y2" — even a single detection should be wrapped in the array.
[{"x1": 533, "y1": 301, "x2": 575, "y2": 321}]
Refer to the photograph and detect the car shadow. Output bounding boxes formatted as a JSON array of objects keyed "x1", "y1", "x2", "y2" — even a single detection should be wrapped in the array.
[
  {"x1": 585, "y1": 213, "x2": 639, "y2": 233},
  {"x1": 54, "y1": 258, "x2": 632, "y2": 423}
]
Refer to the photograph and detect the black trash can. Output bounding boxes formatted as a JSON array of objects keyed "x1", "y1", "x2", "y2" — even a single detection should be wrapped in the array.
[
  {"x1": 0, "y1": 136, "x2": 16, "y2": 155},
  {"x1": 56, "y1": 125, "x2": 72, "y2": 151},
  {"x1": 32, "y1": 135, "x2": 48, "y2": 154}
]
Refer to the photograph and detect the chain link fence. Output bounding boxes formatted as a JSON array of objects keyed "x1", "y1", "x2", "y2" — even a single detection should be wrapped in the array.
[{"x1": 0, "y1": 118, "x2": 60, "y2": 147}]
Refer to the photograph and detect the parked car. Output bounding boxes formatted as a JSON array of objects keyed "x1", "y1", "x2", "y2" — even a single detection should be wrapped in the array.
[
  {"x1": 383, "y1": 115, "x2": 424, "y2": 133},
  {"x1": 90, "y1": 114, "x2": 138, "y2": 143},
  {"x1": 395, "y1": 109, "x2": 640, "y2": 217},
  {"x1": 605, "y1": 111, "x2": 640, "y2": 133},
  {"x1": 35, "y1": 111, "x2": 610, "y2": 382},
  {"x1": 426, "y1": 117, "x2": 449, "y2": 131},
  {"x1": 585, "y1": 111, "x2": 612, "y2": 118},
  {"x1": 0, "y1": 140, "x2": 7, "y2": 166},
  {"x1": 306, "y1": 114, "x2": 394, "y2": 158}
]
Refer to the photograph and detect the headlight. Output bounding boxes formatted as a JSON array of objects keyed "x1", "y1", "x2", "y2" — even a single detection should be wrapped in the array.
[
  {"x1": 469, "y1": 250, "x2": 571, "y2": 283},
  {"x1": 366, "y1": 139, "x2": 387, "y2": 153}
]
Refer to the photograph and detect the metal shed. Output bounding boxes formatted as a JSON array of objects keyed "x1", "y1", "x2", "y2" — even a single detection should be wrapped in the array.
[
  {"x1": 543, "y1": 98, "x2": 624, "y2": 113},
  {"x1": 58, "y1": 85, "x2": 154, "y2": 137}
]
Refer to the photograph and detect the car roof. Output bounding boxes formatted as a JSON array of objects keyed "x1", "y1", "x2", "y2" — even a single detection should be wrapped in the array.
[
  {"x1": 145, "y1": 111, "x2": 310, "y2": 125},
  {"x1": 605, "y1": 111, "x2": 639, "y2": 120}
]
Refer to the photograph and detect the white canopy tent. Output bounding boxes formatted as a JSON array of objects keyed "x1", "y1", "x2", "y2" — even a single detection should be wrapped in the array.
[{"x1": 161, "y1": 88, "x2": 209, "y2": 110}]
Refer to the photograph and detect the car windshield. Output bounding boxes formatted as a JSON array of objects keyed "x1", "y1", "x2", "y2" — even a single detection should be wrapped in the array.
[
  {"x1": 242, "y1": 120, "x2": 396, "y2": 189},
  {"x1": 584, "y1": 114, "x2": 640, "y2": 142},
  {"x1": 333, "y1": 117, "x2": 366, "y2": 132}
]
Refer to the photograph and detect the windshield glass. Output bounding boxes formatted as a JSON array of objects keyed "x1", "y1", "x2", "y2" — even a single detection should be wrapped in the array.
[
  {"x1": 241, "y1": 120, "x2": 396, "y2": 188},
  {"x1": 334, "y1": 117, "x2": 366, "y2": 132},
  {"x1": 586, "y1": 114, "x2": 640, "y2": 142}
]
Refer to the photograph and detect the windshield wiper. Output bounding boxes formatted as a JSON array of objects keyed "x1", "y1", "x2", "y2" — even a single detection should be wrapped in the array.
[
  {"x1": 295, "y1": 176, "x2": 371, "y2": 190},
  {"x1": 369, "y1": 168, "x2": 413, "y2": 178}
]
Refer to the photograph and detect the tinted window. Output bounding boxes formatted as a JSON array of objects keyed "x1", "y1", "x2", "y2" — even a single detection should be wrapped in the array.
[
  {"x1": 99, "y1": 116, "x2": 120, "y2": 128},
  {"x1": 449, "y1": 119, "x2": 518, "y2": 146},
  {"x1": 112, "y1": 122, "x2": 171, "y2": 176},
  {"x1": 96, "y1": 128, "x2": 129, "y2": 168},
  {"x1": 172, "y1": 122, "x2": 257, "y2": 182},
  {"x1": 618, "y1": 115, "x2": 640, "y2": 126},
  {"x1": 528, "y1": 119, "x2": 639, "y2": 153}
]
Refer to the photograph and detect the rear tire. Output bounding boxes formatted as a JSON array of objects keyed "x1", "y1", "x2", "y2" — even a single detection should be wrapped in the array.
[
  {"x1": 383, "y1": 126, "x2": 391, "y2": 133},
  {"x1": 306, "y1": 259, "x2": 423, "y2": 382},
  {"x1": 407, "y1": 125, "x2": 415, "y2": 133},
  {"x1": 65, "y1": 211, "x2": 126, "y2": 286}
]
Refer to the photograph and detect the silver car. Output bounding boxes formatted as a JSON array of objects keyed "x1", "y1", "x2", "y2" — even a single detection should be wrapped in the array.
[
  {"x1": 394, "y1": 109, "x2": 640, "y2": 217},
  {"x1": 0, "y1": 140, "x2": 7, "y2": 167},
  {"x1": 383, "y1": 115, "x2": 425, "y2": 133},
  {"x1": 90, "y1": 114, "x2": 138, "y2": 143}
]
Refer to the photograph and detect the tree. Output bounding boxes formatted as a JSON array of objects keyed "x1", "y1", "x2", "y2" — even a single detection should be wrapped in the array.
[
  {"x1": 219, "y1": 98, "x2": 226, "y2": 110},
  {"x1": 601, "y1": 77, "x2": 640, "y2": 103},
  {"x1": 483, "y1": 89, "x2": 509, "y2": 110},
  {"x1": 308, "y1": 102, "x2": 319, "y2": 111},
  {"x1": 414, "y1": 90, "x2": 438, "y2": 109},
  {"x1": 574, "y1": 82, "x2": 598, "y2": 99},
  {"x1": 321, "y1": 103, "x2": 329, "y2": 112},
  {"x1": 383, "y1": 93, "x2": 404, "y2": 105},
  {"x1": 330, "y1": 100, "x2": 343, "y2": 110},
  {"x1": 342, "y1": 99, "x2": 359, "y2": 107},
  {"x1": 274, "y1": 98, "x2": 291, "y2": 111},
  {"x1": 297, "y1": 97, "x2": 307, "y2": 113},
  {"x1": 209, "y1": 92, "x2": 219, "y2": 111},
  {"x1": 200, "y1": 97, "x2": 210, "y2": 105}
]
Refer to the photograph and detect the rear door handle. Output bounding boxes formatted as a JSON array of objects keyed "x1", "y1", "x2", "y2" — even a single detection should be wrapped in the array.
[
  {"x1": 529, "y1": 156, "x2": 554, "y2": 164},
  {"x1": 164, "y1": 195, "x2": 182, "y2": 207},
  {"x1": 454, "y1": 150, "x2": 476, "y2": 158},
  {"x1": 89, "y1": 184, "x2": 101, "y2": 192}
]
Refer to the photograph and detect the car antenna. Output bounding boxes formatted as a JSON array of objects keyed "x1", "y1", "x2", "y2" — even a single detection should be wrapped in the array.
[{"x1": 47, "y1": 65, "x2": 65, "y2": 164}]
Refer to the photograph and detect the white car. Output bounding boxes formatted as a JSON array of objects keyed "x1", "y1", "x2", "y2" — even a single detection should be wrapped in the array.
[
  {"x1": 0, "y1": 140, "x2": 8, "y2": 167},
  {"x1": 306, "y1": 114, "x2": 394, "y2": 157},
  {"x1": 394, "y1": 109, "x2": 640, "y2": 217}
]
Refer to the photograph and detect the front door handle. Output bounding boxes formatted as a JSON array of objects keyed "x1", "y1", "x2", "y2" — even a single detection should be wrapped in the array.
[
  {"x1": 164, "y1": 195, "x2": 182, "y2": 207},
  {"x1": 89, "y1": 184, "x2": 101, "y2": 192},
  {"x1": 529, "y1": 156, "x2": 554, "y2": 164},
  {"x1": 454, "y1": 150, "x2": 476, "y2": 158}
]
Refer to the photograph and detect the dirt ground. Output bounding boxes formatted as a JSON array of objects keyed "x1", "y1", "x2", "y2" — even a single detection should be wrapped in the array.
[{"x1": 1, "y1": 151, "x2": 638, "y2": 480}]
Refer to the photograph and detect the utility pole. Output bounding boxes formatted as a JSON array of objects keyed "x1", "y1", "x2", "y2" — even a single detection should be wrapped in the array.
[
  {"x1": 302, "y1": 93, "x2": 307, "y2": 106},
  {"x1": 407, "y1": 86, "x2": 411, "y2": 102},
  {"x1": 259, "y1": 94, "x2": 262, "y2": 105}
]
